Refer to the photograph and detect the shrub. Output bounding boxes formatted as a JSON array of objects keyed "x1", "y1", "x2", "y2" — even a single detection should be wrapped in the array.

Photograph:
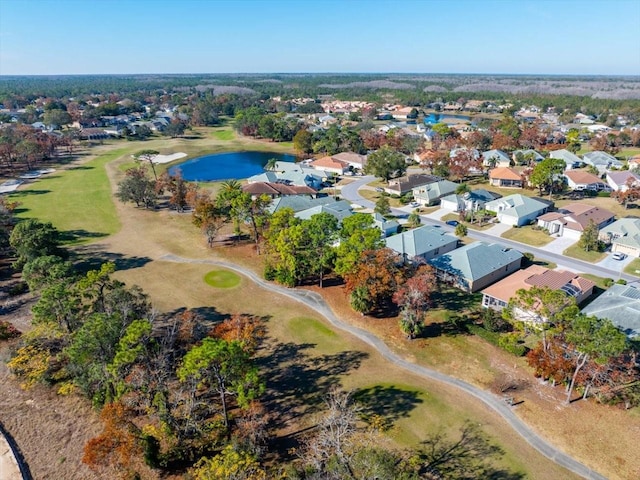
[
  {"x1": 616, "y1": 279, "x2": 627, "y2": 285},
  {"x1": 597, "y1": 191, "x2": 611, "y2": 197},
  {"x1": 498, "y1": 332, "x2": 527, "y2": 356},
  {"x1": 603, "y1": 278, "x2": 614, "y2": 287},
  {"x1": 0, "y1": 321, "x2": 21, "y2": 340}
]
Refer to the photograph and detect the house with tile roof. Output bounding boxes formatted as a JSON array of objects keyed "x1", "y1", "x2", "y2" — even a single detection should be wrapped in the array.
[
  {"x1": 309, "y1": 156, "x2": 350, "y2": 175},
  {"x1": 386, "y1": 225, "x2": 458, "y2": 262},
  {"x1": 331, "y1": 152, "x2": 367, "y2": 170},
  {"x1": 606, "y1": 171, "x2": 640, "y2": 192},
  {"x1": 581, "y1": 284, "x2": 640, "y2": 338},
  {"x1": 536, "y1": 203, "x2": 615, "y2": 239},
  {"x1": 563, "y1": 170, "x2": 610, "y2": 192},
  {"x1": 482, "y1": 149, "x2": 511, "y2": 168},
  {"x1": 549, "y1": 149, "x2": 582, "y2": 170},
  {"x1": 582, "y1": 151, "x2": 624, "y2": 174},
  {"x1": 488, "y1": 167, "x2": 523, "y2": 188},
  {"x1": 440, "y1": 189, "x2": 500, "y2": 212},
  {"x1": 481, "y1": 265, "x2": 595, "y2": 322},
  {"x1": 600, "y1": 218, "x2": 640, "y2": 257},
  {"x1": 242, "y1": 182, "x2": 317, "y2": 199},
  {"x1": 428, "y1": 242, "x2": 523, "y2": 293},
  {"x1": 485, "y1": 194, "x2": 550, "y2": 227}
]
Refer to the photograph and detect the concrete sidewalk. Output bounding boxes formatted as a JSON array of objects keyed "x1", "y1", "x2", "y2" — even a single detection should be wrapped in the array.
[{"x1": 0, "y1": 433, "x2": 22, "y2": 480}]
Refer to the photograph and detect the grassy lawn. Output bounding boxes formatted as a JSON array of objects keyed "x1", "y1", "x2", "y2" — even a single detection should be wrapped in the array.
[
  {"x1": 211, "y1": 128, "x2": 235, "y2": 141},
  {"x1": 441, "y1": 212, "x2": 494, "y2": 231},
  {"x1": 10, "y1": 147, "x2": 125, "y2": 244},
  {"x1": 358, "y1": 188, "x2": 404, "y2": 208},
  {"x1": 204, "y1": 269, "x2": 241, "y2": 288},
  {"x1": 579, "y1": 273, "x2": 613, "y2": 289},
  {"x1": 501, "y1": 225, "x2": 553, "y2": 247},
  {"x1": 563, "y1": 244, "x2": 606, "y2": 262},
  {"x1": 624, "y1": 257, "x2": 640, "y2": 276}
]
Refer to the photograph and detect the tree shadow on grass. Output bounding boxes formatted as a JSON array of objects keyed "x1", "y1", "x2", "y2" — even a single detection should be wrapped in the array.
[
  {"x1": 9, "y1": 189, "x2": 51, "y2": 197},
  {"x1": 60, "y1": 229, "x2": 110, "y2": 244},
  {"x1": 352, "y1": 384, "x2": 423, "y2": 428},
  {"x1": 71, "y1": 245, "x2": 152, "y2": 272},
  {"x1": 260, "y1": 341, "x2": 368, "y2": 455},
  {"x1": 68, "y1": 165, "x2": 94, "y2": 171},
  {"x1": 433, "y1": 287, "x2": 482, "y2": 312}
]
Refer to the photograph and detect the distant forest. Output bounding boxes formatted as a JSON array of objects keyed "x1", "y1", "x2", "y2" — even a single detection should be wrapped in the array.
[{"x1": 1, "y1": 73, "x2": 640, "y2": 116}]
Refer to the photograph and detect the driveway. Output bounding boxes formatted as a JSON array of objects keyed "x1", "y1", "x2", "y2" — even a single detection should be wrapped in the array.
[
  {"x1": 596, "y1": 252, "x2": 635, "y2": 274},
  {"x1": 541, "y1": 236, "x2": 577, "y2": 255},
  {"x1": 484, "y1": 222, "x2": 512, "y2": 236}
]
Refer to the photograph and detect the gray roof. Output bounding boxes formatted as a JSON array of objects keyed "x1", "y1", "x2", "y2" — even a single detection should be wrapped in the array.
[
  {"x1": 269, "y1": 196, "x2": 338, "y2": 214},
  {"x1": 600, "y1": 218, "x2": 640, "y2": 249},
  {"x1": 513, "y1": 149, "x2": 544, "y2": 161},
  {"x1": 247, "y1": 171, "x2": 279, "y2": 183},
  {"x1": 550, "y1": 149, "x2": 581, "y2": 165},
  {"x1": 386, "y1": 225, "x2": 457, "y2": 258},
  {"x1": 412, "y1": 179, "x2": 458, "y2": 202},
  {"x1": 485, "y1": 194, "x2": 549, "y2": 220},
  {"x1": 428, "y1": 242, "x2": 523, "y2": 283},
  {"x1": 582, "y1": 151, "x2": 623, "y2": 167},
  {"x1": 373, "y1": 212, "x2": 399, "y2": 233},
  {"x1": 482, "y1": 149, "x2": 510, "y2": 163},
  {"x1": 581, "y1": 284, "x2": 640, "y2": 338},
  {"x1": 295, "y1": 200, "x2": 353, "y2": 223}
]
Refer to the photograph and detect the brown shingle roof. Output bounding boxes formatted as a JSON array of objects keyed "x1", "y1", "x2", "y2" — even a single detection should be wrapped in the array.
[
  {"x1": 310, "y1": 156, "x2": 349, "y2": 170},
  {"x1": 242, "y1": 182, "x2": 316, "y2": 196},
  {"x1": 489, "y1": 167, "x2": 521, "y2": 181},
  {"x1": 560, "y1": 203, "x2": 615, "y2": 230},
  {"x1": 564, "y1": 170, "x2": 604, "y2": 185}
]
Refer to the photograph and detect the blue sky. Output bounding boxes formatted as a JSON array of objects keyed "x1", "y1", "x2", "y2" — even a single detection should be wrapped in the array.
[{"x1": 1, "y1": 0, "x2": 639, "y2": 75}]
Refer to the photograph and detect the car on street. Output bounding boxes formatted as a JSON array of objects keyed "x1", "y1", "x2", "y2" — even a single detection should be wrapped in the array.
[
  {"x1": 612, "y1": 252, "x2": 627, "y2": 261},
  {"x1": 445, "y1": 220, "x2": 459, "y2": 227},
  {"x1": 410, "y1": 202, "x2": 420, "y2": 208}
]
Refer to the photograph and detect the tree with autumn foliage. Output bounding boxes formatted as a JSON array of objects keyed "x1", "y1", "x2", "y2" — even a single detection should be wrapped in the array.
[
  {"x1": 156, "y1": 170, "x2": 197, "y2": 212},
  {"x1": 611, "y1": 178, "x2": 640, "y2": 209},
  {"x1": 392, "y1": 265, "x2": 437, "y2": 338},
  {"x1": 344, "y1": 248, "x2": 405, "y2": 315},
  {"x1": 450, "y1": 148, "x2": 482, "y2": 181},
  {"x1": 211, "y1": 314, "x2": 266, "y2": 354}
]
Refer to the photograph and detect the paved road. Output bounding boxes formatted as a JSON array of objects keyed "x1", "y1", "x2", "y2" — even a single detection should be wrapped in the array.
[
  {"x1": 342, "y1": 176, "x2": 637, "y2": 283},
  {"x1": 160, "y1": 253, "x2": 607, "y2": 480}
]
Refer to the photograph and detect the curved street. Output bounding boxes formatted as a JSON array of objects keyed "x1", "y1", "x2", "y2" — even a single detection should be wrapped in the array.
[
  {"x1": 341, "y1": 175, "x2": 637, "y2": 283},
  {"x1": 160, "y1": 253, "x2": 607, "y2": 480}
]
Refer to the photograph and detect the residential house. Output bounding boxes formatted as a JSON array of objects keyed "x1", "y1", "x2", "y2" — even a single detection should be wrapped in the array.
[
  {"x1": 549, "y1": 149, "x2": 582, "y2": 170},
  {"x1": 386, "y1": 225, "x2": 458, "y2": 262},
  {"x1": 373, "y1": 213, "x2": 399, "y2": 237},
  {"x1": 248, "y1": 161, "x2": 327, "y2": 190},
  {"x1": 581, "y1": 284, "x2": 640, "y2": 338},
  {"x1": 268, "y1": 196, "x2": 341, "y2": 214},
  {"x1": 241, "y1": 182, "x2": 317, "y2": 200},
  {"x1": 481, "y1": 265, "x2": 595, "y2": 320},
  {"x1": 440, "y1": 189, "x2": 500, "y2": 212},
  {"x1": 331, "y1": 152, "x2": 367, "y2": 170},
  {"x1": 582, "y1": 151, "x2": 624, "y2": 174},
  {"x1": 482, "y1": 149, "x2": 511, "y2": 168},
  {"x1": 628, "y1": 154, "x2": 640, "y2": 171},
  {"x1": 489, "y1": 167, "x2": 523, "y2": 188},
  {"x1": 600, "y1": 218, "x2": 640, "y2": 257},
  {"x1": 411, "y1": 179, "x2": 459, "y2": 206},
  {"x1": 606, "y1": 171, "x2": 640, "y2": 192},
  {"x1": 309, "y1": 156, "x2": 350, "y2": 175},
  {"x1": 428, "y1": 242, "x2": 524, "y2": 293},
  {"x1": 536, "y1": 203, "x2": 615, "y2": 239},
  {"x1": 295, "y1": 200, "x2": 353, "y2": 224},
  {"x1": 485, "y1": 194, "x2": 550, "y2": 227},
  {"x1": 512, "y1": 149, "x2": 544, "y2": 165},
  {"x1": 385, "y1": 173, "x2": 441, "y2": 196},
  {"x1": 564, "y1": 170, "x2": 610, "y2": 192}
]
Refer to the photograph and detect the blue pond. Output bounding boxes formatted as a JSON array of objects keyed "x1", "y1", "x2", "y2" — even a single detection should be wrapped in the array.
[
  {"x1": 424, "y1": 113, "x2": 472, "y2": 125},
  {"x1": 169, "y1": 151, "x2": 296, "y2": 181}
]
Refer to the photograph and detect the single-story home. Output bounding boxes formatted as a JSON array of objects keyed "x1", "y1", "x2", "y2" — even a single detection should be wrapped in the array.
[
  {"x1": 269, "y1": 195, "x2": 341, "y2": 214},
  {"x1": 385, "y1": 173, "x2": 442, "y2": 196},
  {"x1": 482, "y1": 149, "x2": 511, "y2": 168},
  {"x1": 489, "y1": 167, "x2": 523, "y2": 188},
  {"x1": 582, "y1": 151, "x2": 624, "y2": 174},
  {"x1": 600, "y1": 218, "x2": 640, "y2": 257},
  {"x1": 412, "y1": 179, "x2": 459, "y2": 206},
  {"x1": 373, "y1": 212, "x2": 400, "y2": 237},
  {"x1": 295, "y1": 200, "x2": 353, "y2": 224},
  {"x1": 428, "y1": 242, "x2": 523, "y2": 293},
  {"x1": 549, "y1": 149, "x2": 582, "y2": 170},
  {"x1": 309, "y1": 156, "x2": 350, "y2": 175},
  {"x1": 248, "y1": 161, "x2": 327, "y2": 190},
  {"x1": 485, "y1": 194, "x2": 550, "y2": 227},
  {"x1": 386, "y1": 225, "x2": 458, "y2": 262},
  {"x1": 440, "y1": 189, "x2": 500, "y2": 212},
  {"x1": 581, "y1": 284, "x2": 640, "y2": 338},
  {"x1": 331, "y1": 152, "x2": 367, "y2": 170},
  {"x1": 536, "y1": 203, "x2": 615, "y2": 239},
  {"x1": 512, "y1": 149, "x2": 544, "y2": 164},
  {"x1": 481, "y1": 265, "x2": 595, "y2": 322},
  {"x1": 564, "y1": 170, "x2": 610, "y2": 192},
  {"x1": 606, "y1": 171, "x2": 640, "y2": 192},
  {"x1": 242, "y1": 182, "x2": 317, "y2": 199}
]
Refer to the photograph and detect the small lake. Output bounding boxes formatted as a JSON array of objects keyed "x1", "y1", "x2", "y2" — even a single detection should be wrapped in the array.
[
  {"x1": 169, "y1": 151, "x2": 296, "y2": 181},
  {"x1": 424, "y1": 113, "x2": 473, "y2": 125}
]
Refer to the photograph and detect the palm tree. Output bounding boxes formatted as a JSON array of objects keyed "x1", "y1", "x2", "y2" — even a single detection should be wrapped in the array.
[{"x1": 264, "y1": 158, "x2": 279, "y2": 172}]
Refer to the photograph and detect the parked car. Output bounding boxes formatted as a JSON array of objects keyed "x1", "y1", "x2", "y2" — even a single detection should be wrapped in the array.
[
  {"x1": 375, "y1": 187, "x2": 384, "y2": 192},
  {"x1": 612, "y1": 252, "x2": 627, "y2": 261},
  {"x1": 445, "y1": 220, "x2": 459, "y2": 227},
  {"x1": 410, "y1": 202, "x2": 420, "y2": 208}
]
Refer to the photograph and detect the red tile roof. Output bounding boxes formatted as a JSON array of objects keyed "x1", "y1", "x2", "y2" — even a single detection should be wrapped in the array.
[{"x1": 489, "y1": 167, "x2": 521, "y2": 180}]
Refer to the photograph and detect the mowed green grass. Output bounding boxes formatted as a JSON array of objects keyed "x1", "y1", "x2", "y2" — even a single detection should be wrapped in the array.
[
  {"x1": 204, "y1": 269, "x2": 241, "y2": 288},
  {"x1": 501, "y1": 225, "x2": 553, "y2": 246},
  {"x1": 211, "y1": 129, "x2": 235, "y2": 141},
  {"x1": 10, "y1": 148, "x2": 125, "y2": 244},
  {"x1": 563, "y1": 243, "x2": 606, "y2": 262}
]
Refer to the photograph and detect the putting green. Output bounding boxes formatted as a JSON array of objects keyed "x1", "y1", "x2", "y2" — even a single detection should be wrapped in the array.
[{"x1": 204, "y1": 269, "x2": 241, "y2": 288}]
